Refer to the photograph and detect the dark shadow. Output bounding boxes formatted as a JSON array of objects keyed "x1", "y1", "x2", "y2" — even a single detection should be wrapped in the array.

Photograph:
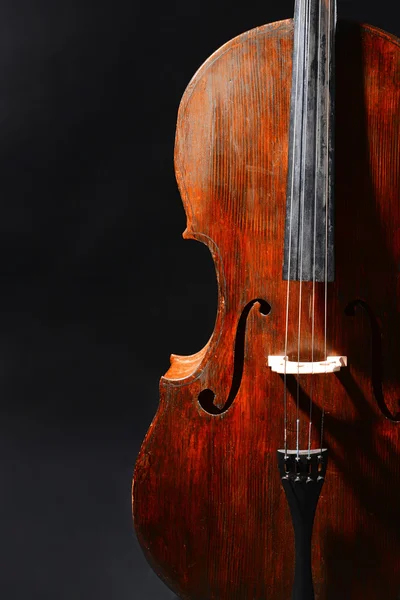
[
  {"x1": 284, "y1": 371, "x2": 400, "y2": 598},
  {"x1": 307, "y1": 17, "x2": 400, "y2": 598}
]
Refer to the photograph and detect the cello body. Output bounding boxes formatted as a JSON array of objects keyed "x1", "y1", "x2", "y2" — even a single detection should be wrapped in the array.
[{"x1": 133, "y1": 17, "x2": 400, "y2": 600}]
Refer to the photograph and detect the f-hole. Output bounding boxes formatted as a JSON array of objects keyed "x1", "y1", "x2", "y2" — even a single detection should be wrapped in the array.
[
  {"x1": 345, "y1": 299, "x2": 400, "y2": 422},
  {"x1": 198, "y1": 298, "x2": 271, "y2": 415}
]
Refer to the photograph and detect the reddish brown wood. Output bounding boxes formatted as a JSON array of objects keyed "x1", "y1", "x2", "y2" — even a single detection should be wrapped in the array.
[{"x1": 133, "y1": 19, "x2": 400, "y2": 599}]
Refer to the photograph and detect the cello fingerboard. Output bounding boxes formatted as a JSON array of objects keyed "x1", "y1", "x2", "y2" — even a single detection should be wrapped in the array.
[{"x1": 283, "y1": 0, "x2": 336, "y2": 282}]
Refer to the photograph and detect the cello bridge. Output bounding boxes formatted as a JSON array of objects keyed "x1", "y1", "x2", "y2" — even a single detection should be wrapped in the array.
[{"x1": 267, "y1": 355, "x2": 347, "y2": 374}]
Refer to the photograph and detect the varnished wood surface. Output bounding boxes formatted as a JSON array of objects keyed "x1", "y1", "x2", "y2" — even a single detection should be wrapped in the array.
[{"x1": 133, "y1": 19, "x2": 400, "y2": 599}]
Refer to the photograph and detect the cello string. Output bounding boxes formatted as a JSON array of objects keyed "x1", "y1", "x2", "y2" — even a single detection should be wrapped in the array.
[
  {"x1": 322, "y1": 0, "x2": 333, "y2": 451},
  {"x1": 309, "y1": 0, "x2": 323, "y2": 458},
  {"x1": 324, "y1": 0, "x2": 330, "y2": 365},
  {"x1": 284, "y1": 0, "x2": 304, "y2": 458},
  {"x1": 297, "y1": 0, "x2": 311, "y2": 459}
]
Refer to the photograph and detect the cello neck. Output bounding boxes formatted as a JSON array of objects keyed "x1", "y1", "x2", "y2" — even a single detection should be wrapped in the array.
[{"x1": 283, "y1": 0, "x2": 337, "y2": 283}]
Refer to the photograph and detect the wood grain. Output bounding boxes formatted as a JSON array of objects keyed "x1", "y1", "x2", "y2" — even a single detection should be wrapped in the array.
[{"x1": 133, "y1": 19, "x2": 400, "y2": 599}]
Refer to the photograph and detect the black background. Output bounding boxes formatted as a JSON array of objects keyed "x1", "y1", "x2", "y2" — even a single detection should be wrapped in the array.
[{"x1": 1, "y1": 1, "x2": 399, "y2": 598}]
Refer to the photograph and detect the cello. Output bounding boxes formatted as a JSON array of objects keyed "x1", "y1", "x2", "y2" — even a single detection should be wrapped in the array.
[{"x1": 133, "y1": 0, "x2": 400, "y2": 597}]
